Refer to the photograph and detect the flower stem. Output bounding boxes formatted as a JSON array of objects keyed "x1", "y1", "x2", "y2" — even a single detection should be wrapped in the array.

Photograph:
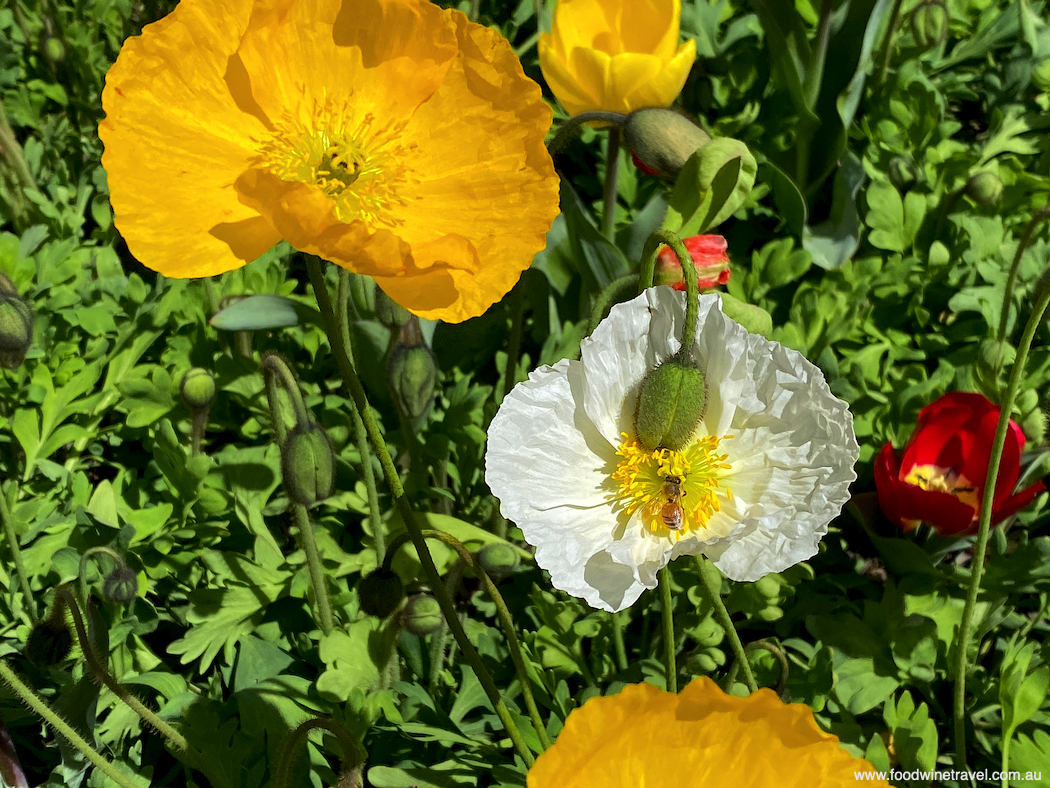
[
  {"x1": 0, "y1": 485, "x2": 36, "y2": 624},
  {"x1": 953, "y1": 271, "x2": 1050, "y2": 768},
  {"x1": 304, "y1": 257, "x2": 536, "y2": 767},
  {"x1": 602, "y1": 127, "x2": 621, "y2": 241},
  {"x1": 55, "y1": 587, "x2": 192, "y2": 754},
  {"x1": 639, "y1": 230, "x2": 700, "y2": 357},
  {"x1": 659, "y1": 566, "x2": 677, "y2": 693},
  {"x1": 0, "y1": 660, "x2": 141, "y2": 788},
  {"x1": 337, "y1": 270, "x2": 385, "y2": 564},
  {"x1": 547, "y1": 111, "x2": 628, "y2": 157},
  {"x1": 696, "y1": 557, "x2": 757, "y2": 693},
  {"x1": 274, "y1": 717, "x2": 364, "y2": 788},
  {"x1": 419, "y1": 529, "x2": 551, "y2": 750},
  {"x1": 995, "y1": 206, "x2": 1050, "y2": 369},
  {"x1": 588, "y1": 273, "x2": 640, "y2": 335},
  {"x1": 429, "y1": 557, "x2": 467, "y2": 692},
  {"x1": 498, "y1": 285, "x2": 525, "y2": 406},
  {"x1": 876, "y1": 0, "x2": 905, "y2": 87},
  {"x1": 612, "y1": 611, "x2": 628, "y2": 672},
  {"x1": 292, "y1": 504, "x2": 335, "y2": 635}
]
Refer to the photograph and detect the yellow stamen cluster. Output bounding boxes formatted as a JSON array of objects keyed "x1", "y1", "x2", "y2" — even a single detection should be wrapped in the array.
[
  {"x1": 253, "y1": 96, "x2": 411, "y2": 225},
  {"x1": 904, "y1": 463, "x2": 979, "y2": 510},
  {"x1": 611, "y1": 433, "x2": 732, "y2": 540}
]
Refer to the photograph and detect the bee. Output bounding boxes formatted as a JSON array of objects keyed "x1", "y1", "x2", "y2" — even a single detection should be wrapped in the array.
[{"x1": 656, "y1": 475, "x2": 686, "y2": 531}]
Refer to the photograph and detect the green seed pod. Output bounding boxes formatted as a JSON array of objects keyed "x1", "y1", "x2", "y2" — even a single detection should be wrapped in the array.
[
  {"x1": 402, "y1": 594, "x2": 444, "y2": 636},
  {"x1": 180, "y1": 367, "x2": 217, "y2": 410},
  {"x1": 357, "y1": 568, "x2": 405, "y2": 619},
  {"x1": 103, "y1": 565, "x2": 139, "y2": 604},
  {"x1": 910, "y1": 0, "x2": 948, "y2": 49},
  {"x1": 966, "y1": 171, "x2": 1003, "y2": 205},
  {"x1": 634, "y1": 354, "x2": 707, "y2": 451},
  {"x1": 281, "y1": 423, "x2": 336, "y2": 507},
  {"x1": 0, "y1": 275, "x2": 33, "y2": 370},
  {"x1": 888, "y1": 156, "x2": 918, "y2": 191},
  {"x1": 475, "y1": 542, "x2": 520, "y2": 577},
  {"x1": 622, "y1": 108, "x2": 711, "y2": 178},
  {"x1": 25, "y1": 619, "x2": 73, "y2": 668},
  {"x1": 388, "y1": 341, "x2": 437, "y2": 423},
  {"x1": 374, "y1": 288, "x2": 411, "y2": 328}
]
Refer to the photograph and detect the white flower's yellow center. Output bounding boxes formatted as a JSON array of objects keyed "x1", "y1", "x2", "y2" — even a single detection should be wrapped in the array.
[
  {"x1": 903, "y1": 464, "x2": 978, "y2": 510},
  {"x1": 253, "y1": 98, "x2": 411, "y2": 225},
  {"x1": 611, "y1": 433, "x2": 733, "y2": 540}
]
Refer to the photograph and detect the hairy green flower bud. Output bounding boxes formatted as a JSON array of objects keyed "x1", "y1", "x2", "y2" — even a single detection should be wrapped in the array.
[
  {"x1": 1021, "y1": 408, "x2": 1047, "y2": 445},
  {"x1": 402, "y1": 594, "x2": 443, "y2": 636},
  {"x1": 388, "y1": 341, "x2": 437, "y2": 423},
  {"x1": 180, "y1": 367, "x2": 217, "y2": 410},
  {"x1": 475, "y1": 542, "x2": 520, "y2": 577},
  {"x1": 1033, "y1": 57, "x2": 1050, "y2": 93},
  {"x1": 374, "y1": 288, "x2": 411, "y2": 328},
  {"x1": 281, "y1": 423, "x2": 336, "y2": 507},
  {"x1": 0, "y1": 275, "x2": 33, "y2": 370},
  {"x1": 888, "y1": 156, "x2": 918, "y2": 191},
  {"x1": 623, "y1": 108, "x2": 711, "y2": 178},
  {"x1": 966, "y1": 171, "x2": 1003, "y2": 205},
  {"x1": 43, "y1": 36, "x2": 66, "y2": 66},
  {"x1": 357, "y1": 568, "x2": 405, "y2": 619},
  {"x1": 634, "y1": 354, "x2": 707, "y2": 451},
  {"x1": 25, "y1": 619, "x2": 73, "y2": 668},
  {"x1": 103, "y1": 565, "x2": 139, "y2": 604},
  {"x1": 911, "y1": 0, "x2": 948, "y2": 49}
]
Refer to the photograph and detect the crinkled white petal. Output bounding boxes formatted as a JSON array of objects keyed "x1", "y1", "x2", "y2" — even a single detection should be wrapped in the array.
[{"x1": 485, "y1": 289, "x2": 859, "y2": 611}]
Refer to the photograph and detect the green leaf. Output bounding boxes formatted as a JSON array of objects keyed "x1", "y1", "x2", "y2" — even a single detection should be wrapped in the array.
[
  {"x1": 803, "y1": 151, "x2": 865, "y2": 270},
  {"x1": 663, "y1": 138, "x2": 758, "y2": 236},
  {"x1": 864, "y1": 180, "x2": 924, "y2": 252},
  {"x1": 209, "y1": 294, "x2": 311, "y2": 331},
  {"x1": 560, "y1": 178, "x2": 630, "y2": 291}
]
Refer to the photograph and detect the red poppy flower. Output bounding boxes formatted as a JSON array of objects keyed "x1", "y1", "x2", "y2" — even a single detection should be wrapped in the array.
[
  {"x1": 875, "y1": 392, "x2": 1045, "y2": 536},
  {"x1": 656, "y1": 234, "x2": 731, "y2": 291}
]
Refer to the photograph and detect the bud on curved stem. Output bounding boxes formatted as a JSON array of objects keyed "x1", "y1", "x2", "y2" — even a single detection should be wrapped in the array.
[
  {"x1": 77, "y1": 546, "x2": 132, "y2": 610},
  {"x1": 179, "y1": 367, "x2": 217, "y2": 456},
  {"x1": 51, "y1": 586, "x2": 193, "y2": 754},
  {"x1": 274, "y1": 717, "x2": 365, "y2": 788}
]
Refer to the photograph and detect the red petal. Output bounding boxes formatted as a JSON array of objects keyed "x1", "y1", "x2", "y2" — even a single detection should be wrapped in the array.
[{"x1": 991, "y1": 480, "x2": 1046, "y2": 524}]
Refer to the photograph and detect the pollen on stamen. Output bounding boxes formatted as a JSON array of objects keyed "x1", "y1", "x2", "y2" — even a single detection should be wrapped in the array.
[{"x1": 611, "y1": 433, "x2": 733, "y2": 539}]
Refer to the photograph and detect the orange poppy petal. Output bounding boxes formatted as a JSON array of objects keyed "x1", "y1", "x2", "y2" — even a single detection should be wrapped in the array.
[
  {"x1": 527, "y1": 678, "x2": 889, "y2": 788},
  {"x1": 100, "y1": 0, "x2": 282, "y2": 277}
]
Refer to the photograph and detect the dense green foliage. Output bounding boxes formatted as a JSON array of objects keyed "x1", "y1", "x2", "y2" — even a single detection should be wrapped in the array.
[{"x1": 0, "y1": 0, "x2": 1049, "y2": 786}]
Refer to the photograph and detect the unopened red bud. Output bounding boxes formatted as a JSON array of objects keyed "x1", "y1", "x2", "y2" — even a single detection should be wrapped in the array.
[
  {"x1": 656, "y1": 235, "x2": 731, "y2": 291},
  {"x1": 623, "y1": 108, "x2": 710, "y2": 178}
]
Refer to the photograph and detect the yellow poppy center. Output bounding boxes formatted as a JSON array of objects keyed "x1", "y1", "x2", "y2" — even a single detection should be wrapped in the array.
[
  {"x1": 903, "y1": 463, "x2": 979, "y2": 510},
  {"x1": 253, "y1": 98, "x2": 411, "y2": 225},
  {"x1": 611, "y1": 433, "x2": 732, "y2": 540}
]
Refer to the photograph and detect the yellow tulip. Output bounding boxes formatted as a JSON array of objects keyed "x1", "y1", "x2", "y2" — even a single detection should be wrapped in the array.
[{"x1": 539, "y1": 0, "x2": 697, "y2": 116}]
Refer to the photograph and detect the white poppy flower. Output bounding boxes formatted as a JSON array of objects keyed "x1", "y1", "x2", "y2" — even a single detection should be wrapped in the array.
[{"x1": 485, "y1": 288, "x2": 859, "y2": 613}]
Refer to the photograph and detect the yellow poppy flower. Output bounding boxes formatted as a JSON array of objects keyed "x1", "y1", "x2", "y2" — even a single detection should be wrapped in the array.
[
  {"x1": 539, "y1": 0, "x2": 697, "y2": 116},
  {"x1": 100, "y1": 0, "x2": 559, "y2": 324},
  {"x1": 527, "y1": 678, "x2": 890, "y2": 787}
]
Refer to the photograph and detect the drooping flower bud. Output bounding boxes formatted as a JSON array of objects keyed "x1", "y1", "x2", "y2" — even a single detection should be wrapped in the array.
[
  {"x1": 281, "y1": 423, "x2": 336, "y2": 507},
  {"x1": 374, "y1": 288, "x2": 411, "y2": 328},
  {"x1": 910, "y1": 0, "x2": 948, "y2": 49},
  {"x1": 656, "y1": 235, "x2": 730, "y2": 291},
  {"x1": 357, "y1": 568, "x2": 405, "y2": 619},
  {"x1": 966, "y1": 171, "x2": 1003, "y2": 205},
  {"x1": 402, "y1": 594, "x2": 443, "y2": 636},
  {"x1": 634, "y1": 353, "x2": 707, "y2": 451},
  {"x1": 388, "y1": 318, "x2": 437, "y2": 423},
  {"x1": 0, "y1": 275, "x2": 33, "y2": 370},
  {"x1": 623, "y1": 108, "x2": 711, "y2": 179},
  {"x1": 103, "y1": 565, "x2": 139, "y2": 604},
  {"x1": 475, "y1": 542, "x2": 520, "y2": 578},
  {"x1": 179, "y1": 367, "x2": 217, "y2": 410},
  {"x1": 25, "y1": 614, "x2": 73, "y2": 668}
]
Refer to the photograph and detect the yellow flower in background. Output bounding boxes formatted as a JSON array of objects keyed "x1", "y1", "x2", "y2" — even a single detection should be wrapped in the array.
[
  {"x1": 539, "y1": 0, "x2": 696, "y2": 116},
  {"x1": 100, "y1": 0, "x2": 559, "y2": 324},
  {"x1": 527, "y1": 678, "x2": 890, "y2": 788}
]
